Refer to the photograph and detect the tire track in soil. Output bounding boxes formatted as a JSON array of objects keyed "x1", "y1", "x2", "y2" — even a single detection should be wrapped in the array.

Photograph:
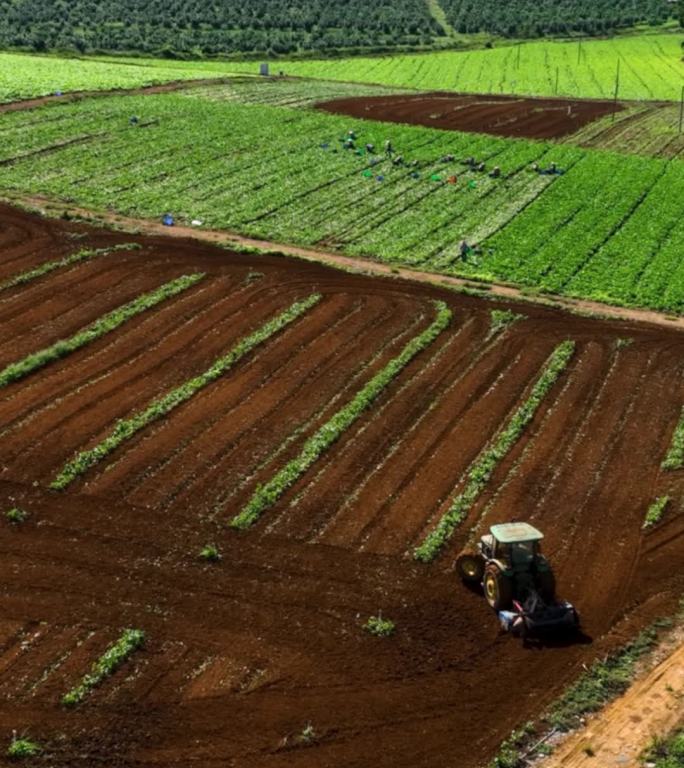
[
  {"x1": 543, "y1": 347, "x2": 684, "y2": 623},
  {"x1": 0, "y1": 625, "x2": 80, "y2": 702},
  {"x1": 87, "y1": 292, "x2": 376, "y2": 500},
  {"x1": 117, "y1": 293, "x2": 417, "y2": 512}
]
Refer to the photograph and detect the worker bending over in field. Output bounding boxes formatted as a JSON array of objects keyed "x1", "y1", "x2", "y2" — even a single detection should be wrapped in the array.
[
  {"x1": 533, "y1": 161, "x2": 565, "y2": 176},
  {"x1": 384, "y1": 139, "x2": 393, "y2": 156},
  {"x1": 366, "y1": 143, "x2": 375, "y2": 154},
  {"x1": 489, "y1": 166, "x2": 501, "y2": 179},
  {"x1": 458, "y1": 239, "x2": 482, "y2": 263}
]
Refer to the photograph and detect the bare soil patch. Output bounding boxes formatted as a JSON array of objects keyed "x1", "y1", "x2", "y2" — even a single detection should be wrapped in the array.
[
  {"x1": 0, "y1": 204, "x2": 682, "y2": 768},
  {"x1": 318, "y1": 92, "x2": 625, "y2": 140}
]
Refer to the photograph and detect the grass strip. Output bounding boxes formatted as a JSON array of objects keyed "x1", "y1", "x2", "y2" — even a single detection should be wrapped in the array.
[
  {"x1": 0, "y1": 243, "x2": 139, "y2": 293},
  {"x1": 642, "y1": 728, "x2": 684, "y2": 768},
  {"x1": 662, "y1": 407, "x2": 684, "y2": 470},
  {"x1": 230, "y1": 300, "x2": 452, "y2": 530},
  {"x1": 61, "y1": 628, "x2": 145, "y2": 707},
  {"x1": 644, "y1": 495, "x2": 669, "y2": 529},
  {"x1": 546, "y1": 624, "x2": 662, "y2": 731},
  {"x1": 51, "y1": 293, "x2": 321, "y2": 490},
  {"x1": 414, "y1": 339, "x2": 576, "y2": 563},
  {"x1": 0, "y1": 272, "x2": 205, "y2": 388}
]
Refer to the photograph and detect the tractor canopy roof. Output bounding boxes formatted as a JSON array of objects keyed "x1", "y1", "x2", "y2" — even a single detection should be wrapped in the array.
[{"x1": 490, "y1": 522, "x2": 544, "y2": 544}]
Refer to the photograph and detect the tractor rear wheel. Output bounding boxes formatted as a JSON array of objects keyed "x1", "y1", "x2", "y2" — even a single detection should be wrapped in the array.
[
  {"x1": 455, "y1": 552, "x2": 485, "y2": 583},
  {"x1": 483, "y1": 565, "x2": 514, "y2": 611}
]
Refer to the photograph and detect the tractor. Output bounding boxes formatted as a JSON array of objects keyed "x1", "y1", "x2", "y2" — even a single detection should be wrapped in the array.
[{"x1": 456, "y1": 522, "x2": 579, "y2": 635}]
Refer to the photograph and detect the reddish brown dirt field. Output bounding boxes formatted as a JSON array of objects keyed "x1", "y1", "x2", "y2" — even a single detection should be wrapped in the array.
[
  {"x1": 0, "y1": 203, "x2": 683, "y2": 767},
  {"x1": 317, "y1": 92, "x2": 624, "y2": 140}
]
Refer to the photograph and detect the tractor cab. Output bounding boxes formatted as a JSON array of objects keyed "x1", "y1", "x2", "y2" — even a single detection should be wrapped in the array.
[{"x1": 483, "y1": 523, "x2": 544, "y2": 569}]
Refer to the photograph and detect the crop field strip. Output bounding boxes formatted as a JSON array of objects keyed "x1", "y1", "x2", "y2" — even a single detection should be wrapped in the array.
[
  {"x1": 1, "y1": 280, "x2": 316, "y2": 486},
  {"x1": 0, "y1": 273, "x2": 204, "y2": 388},
  {"x1": 94, "y1": 293, "x2": 426, "y2": 511},
  {"x1": 223, "y1": 34, "x2": 684, "y2": 101},
  {"x1": 0, "y1": 270, "x2": 249, "y2": 447},
  {"x1": 78, "y1": 291, "x2": 405, "y2": 502},
  {"x1": 0, "y1": 51, "x2": 244, "y2": 104},
  {"x1": 2, "y1": 88, "x2": 684, "y2": 312},
  {"x1": 0, "y1": 251, "x2": 182, "y2": 367},
  {"x1": 230, "y1": 300, "x2": 452, "y2": 529},
  {"x1": 570, "y1": 103, "x2": 684, "y2": 160}
]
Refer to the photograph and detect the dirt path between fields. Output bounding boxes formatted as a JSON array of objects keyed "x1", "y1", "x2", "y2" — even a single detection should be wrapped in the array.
[
  {"x1": 543, "y1": 639, "x2": 684, "y2": 767},
  {"x1": 8, "y1": 194, "x2": 684, "y2": 333}
]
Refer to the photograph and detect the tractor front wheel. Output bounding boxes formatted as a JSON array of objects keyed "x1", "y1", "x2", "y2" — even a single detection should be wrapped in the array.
[
  {"x1": 455, "y1": 552, "x2": 485, "y2": 583},
  {"x1": 483, "y1": 565, "x2": 513, "y2": 611}
]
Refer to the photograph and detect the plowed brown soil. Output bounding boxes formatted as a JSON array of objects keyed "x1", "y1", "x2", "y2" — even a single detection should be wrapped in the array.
[
  {"x1": 0, "y1": 203, "x2": 683, "y2": 768},
  {"x1": 318, "y1": 92, "x2": 624, "y2": 139}
]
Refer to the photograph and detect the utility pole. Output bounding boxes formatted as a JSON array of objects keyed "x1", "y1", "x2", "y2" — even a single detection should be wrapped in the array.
[
  {"x1": 611, "y1": 59, "x2": 621, "y2": 123},
  {"x1": 517, "y1": 43, "x2": 521, "y2": 70},
  {"x1": 679, "y1": 85, "x2": 684, "y2": 135},
  {"x1": 555, "y1": 66, "x2": 560, "y2": 95},
  {"x1": 577, "y1": 38, "x2": 582, "y2": 65}
]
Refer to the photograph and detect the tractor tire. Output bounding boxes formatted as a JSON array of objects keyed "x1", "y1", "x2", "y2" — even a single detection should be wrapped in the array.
[
  {"x1": 483, "y1": 565, "x2": 514, "y2": 611},
  {"x1": 455, "y1": 552, "x2": 485, "y2": 583},
  {"x1": 537, "y1": 569, "x2": 556, "y2": 602}
]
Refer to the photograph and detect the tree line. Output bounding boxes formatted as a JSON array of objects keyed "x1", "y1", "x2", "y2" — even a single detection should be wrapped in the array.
[{"x1": 0, "y1": 0, "x2": 678, "y2": 57}]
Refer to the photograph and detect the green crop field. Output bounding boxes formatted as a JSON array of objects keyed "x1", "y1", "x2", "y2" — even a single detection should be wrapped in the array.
[
  {"x1": 569, "y1": 103, "x2": 684, "y2": 158},
  {"x1": 228, "y1": 33, "x2": 684, "y2": 101},
  {"x1": 1, "y1": 82, "x2": 683, "y2": 312},
  {"x1": 0, "y1": 52, "x2": 241, "y2": 104}
]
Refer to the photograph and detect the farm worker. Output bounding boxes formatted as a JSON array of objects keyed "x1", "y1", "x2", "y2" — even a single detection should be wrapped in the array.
[
  {"x1": 344, "y1": 137, "x2": 355, "y2": 150},
  {"x1": 532, "y1": 162, "x2": 541, "y2": 173},
  {"x1": 441, "y1": 153, "x2": 455, "y2": 163},
  {"x1": 550, "y1": 162, "x2": 557, "y2": 174},
  {"x1": 366, "y1": 143, "x2": 375, "y2": 154},
  {"x1": 458, "y1": 240, "x2": 471, "y2": 260},
  {"x1": 489, "y1": 166, "x2": 501, "y2": 179},
  {"x1": 384, "y1": 139, "x2": 393, "y2": 156},
  {"x1": 348, "y1": 129, "x2": 356, "y2": 140},
  {"x1": 447, "y1": 175, "x2": 458, "y2": 184},
  {"x1": 130, "y1": 115, "x2": 139, "y2": 125},
  {"x1": 477, "y1": 162, "x2": 486, "y2": 173},
  {"x1": 464, "y1": 156, "x2": 476, "y2": 168},
  {"x1": 392, "y1": 155, "x2": 404, "y2": 166}
]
